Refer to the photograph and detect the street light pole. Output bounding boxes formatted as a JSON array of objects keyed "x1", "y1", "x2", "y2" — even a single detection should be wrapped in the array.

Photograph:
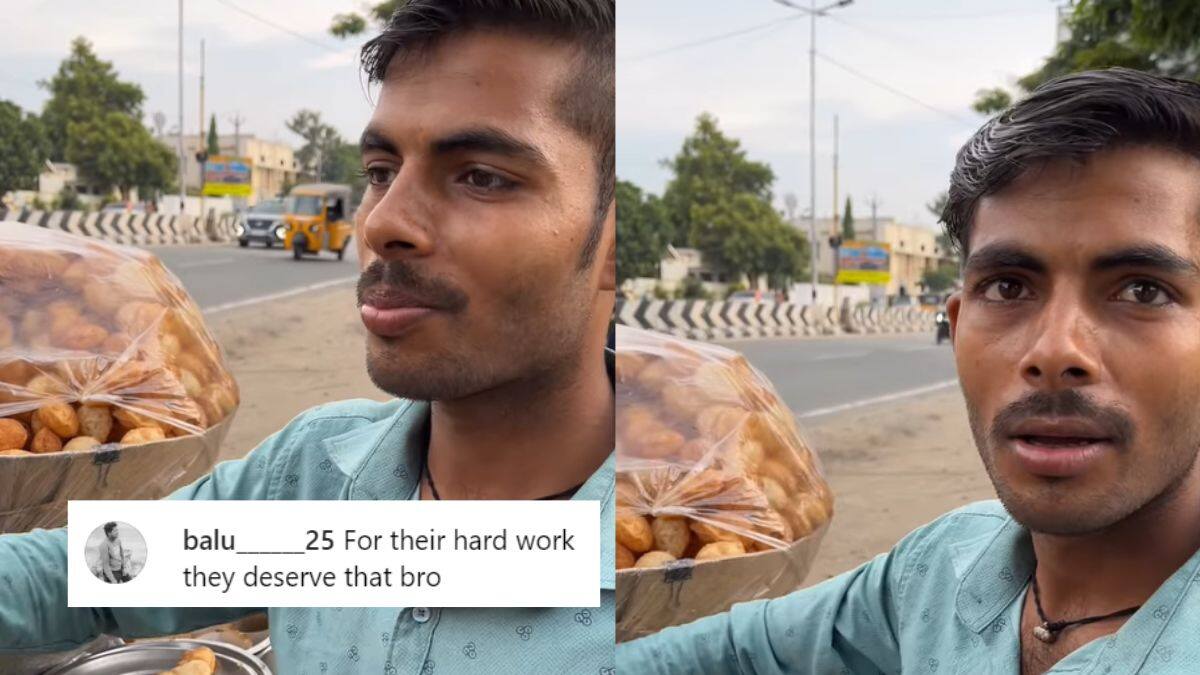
[
  {"x1": 808, "y1": 0, "x2": 817, "y2": 302},
  {"x1": 177, "y1": 0, "x2": 185, "y2": 216},
  {"x1": 773, "y1": 0, "x2": 853, "y2": 305}
]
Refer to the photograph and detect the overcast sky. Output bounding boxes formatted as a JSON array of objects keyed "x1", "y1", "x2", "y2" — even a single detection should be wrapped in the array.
[
  {"x1": 619, "y1": 0, "x2": 1064, "y2": 228},
  {"x1": 2, "y1": 1, "x2": 1063, "y2": 228},
  {"x1": 0, "y1": 0, "x2": 371, "y2": 149}
]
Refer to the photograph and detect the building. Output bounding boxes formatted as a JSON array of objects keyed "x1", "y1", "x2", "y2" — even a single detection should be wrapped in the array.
[
  {"x1": 802, "y1": 215, "x2": 957, "y2": 297},
  {"x1": 162, "y1": 134, "x2": 299, "y2": 204}
]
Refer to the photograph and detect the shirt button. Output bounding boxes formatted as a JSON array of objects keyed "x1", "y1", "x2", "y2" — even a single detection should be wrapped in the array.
[{"x1": 412, "y1": 607, "x2": 431, "y2": 623}]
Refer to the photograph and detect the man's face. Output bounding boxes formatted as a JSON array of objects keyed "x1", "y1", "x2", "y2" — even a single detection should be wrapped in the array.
[
  {"x1": 356, "y1": 30, "x2": 612, "y2": 400},
  {"x1": 949, "y1": 145, "x2": 1200, "y2": 535},
  {"x1": 107, "y1": 527, "x2": 118, "y2": 542}
]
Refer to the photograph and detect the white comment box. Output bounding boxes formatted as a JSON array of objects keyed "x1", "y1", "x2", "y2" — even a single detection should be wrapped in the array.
[{"x1": 68, "y1": 500, "x2": 599, "y2": 608}]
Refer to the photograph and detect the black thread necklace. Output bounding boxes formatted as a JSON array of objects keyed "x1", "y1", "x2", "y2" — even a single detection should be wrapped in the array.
[
  {"x1": 1029, "y1": 570, "x2": 1142, "y2": 644},
  {"x1": 421, "y1": 448, "x2": 584, "y2": 501}
]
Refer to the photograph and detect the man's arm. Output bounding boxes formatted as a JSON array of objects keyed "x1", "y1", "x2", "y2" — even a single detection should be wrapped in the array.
[
  {"x1": 0, "y1": 415, "x2": 306, "y2": 653},
  {"x1": 616, "y1": 519, "x2": 942, "y2": 675}
]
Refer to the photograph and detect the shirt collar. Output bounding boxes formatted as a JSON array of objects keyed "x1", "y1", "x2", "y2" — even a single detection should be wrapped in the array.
[{"x1": 953, "y1": 515, "x2": 1034, "y2": 632}]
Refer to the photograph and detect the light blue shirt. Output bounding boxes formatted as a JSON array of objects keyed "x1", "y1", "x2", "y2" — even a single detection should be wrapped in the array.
[
  {"x1": 617, "y1": 500, "x2": 1200, "y2": 674},
  {"x1": 0, "y1": 398, "x2": 616, "y2": 674}
]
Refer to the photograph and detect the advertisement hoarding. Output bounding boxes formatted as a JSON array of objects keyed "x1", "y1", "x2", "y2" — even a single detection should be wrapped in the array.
[
  {"x1": 836, "y1": 240, "x2": 891, "y2": 285},
  {"x1": 202, "y1": 156, "x2": 252, "y2": 198}
]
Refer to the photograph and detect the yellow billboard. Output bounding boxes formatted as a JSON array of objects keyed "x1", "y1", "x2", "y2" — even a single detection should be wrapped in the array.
[
  {"x1": 202, "y1": 156, "x2": 253, "y2": 197},
  {"x1": 836, "y1": 240, "x2": 891, "y2": 285}
]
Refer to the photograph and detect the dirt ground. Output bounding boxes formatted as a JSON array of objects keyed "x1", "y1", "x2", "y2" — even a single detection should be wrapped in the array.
[
  {"x1": 206, "y1": 284, "x2": 388, "y2": 462},
  {"x1": 207, "y1": 286, "x2": 996, "y2": 583},
  {"x1": 801, "y1": 388, "x2": 997, "y2": 584}
]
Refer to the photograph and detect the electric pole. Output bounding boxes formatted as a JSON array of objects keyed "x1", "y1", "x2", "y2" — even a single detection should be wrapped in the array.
[
  {"x1": 831, "y1": 114, "x2": 840, "y2": 308},
  {"x1": 227, "y1": 112, "x2": 246, "y2": 154},
  {"x1": 177, "y1": 0, "x2": 185, "y2": 216},
  {"x1": 772, "y1": 0, "x2": 854, "y2": 304},
  {"x1": 198, "y1": 38, "x2": 206, "y2": 231}
]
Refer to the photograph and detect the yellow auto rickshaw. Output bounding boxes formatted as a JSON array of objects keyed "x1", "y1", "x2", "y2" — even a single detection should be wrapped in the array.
[{"x1": 282, "y1": 183, "x2": 354, "y2": 261}]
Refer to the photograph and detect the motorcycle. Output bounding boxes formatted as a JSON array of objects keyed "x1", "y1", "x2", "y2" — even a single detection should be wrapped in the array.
[{"x1": 935, "y1": 310, "x2": 951, "y2": 345}]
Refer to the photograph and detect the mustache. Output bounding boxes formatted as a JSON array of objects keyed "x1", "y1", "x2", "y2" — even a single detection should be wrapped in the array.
[
  {"x1": 989, "y1": 389, "x2": 1135, "y2": 447},
  {"x1": 356, "y1": 260, "x2": 470, "y2": 312}
]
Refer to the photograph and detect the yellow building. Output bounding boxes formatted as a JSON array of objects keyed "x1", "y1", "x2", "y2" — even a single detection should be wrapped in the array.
[
  {"x1": 809, "y1": 216, "x2": 956, "y2": 296},
  {"x1": 162, "y1": 134, "x2": 299, "y2": 205}
]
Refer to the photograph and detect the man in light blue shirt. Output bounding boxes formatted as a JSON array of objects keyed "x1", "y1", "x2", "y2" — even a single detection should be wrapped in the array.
[
  {"x1": 1, "y1": 0, "x2": 617, "y2": 672},
  {"x1": 619, "y1": 68, "x2": 1200, "y2": 674}
]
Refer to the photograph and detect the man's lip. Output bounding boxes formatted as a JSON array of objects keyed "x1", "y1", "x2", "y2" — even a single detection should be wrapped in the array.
[
  {"x1": 1007, "y1": 417, "x2": 1112, "y2": 442},
  {"x1": 1008, "y1": 437, "x2": 1113, "y2": 478},
  {"x1": 360, "y1": 305, "x2": 436, "y2": 338}
]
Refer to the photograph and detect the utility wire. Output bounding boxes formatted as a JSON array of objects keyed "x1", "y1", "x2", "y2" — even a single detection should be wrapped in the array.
[
  {"x1": 814, "y1": 51, "x2": 968, "y2": 123},
  {"x1": 622, "y1": 14, "x2": 804, "y2": 62},
  {"x1": 211, "y1": 0, "x2": 344, "y2": 54}
]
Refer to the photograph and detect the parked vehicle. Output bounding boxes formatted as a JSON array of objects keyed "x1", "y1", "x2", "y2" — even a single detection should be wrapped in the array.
[
  {"x1": 282, "y1": 184, "x2": 353, "y2": 261},
  {"x1": 236, "y1": 199, "x2": 287, "y2": 248}
]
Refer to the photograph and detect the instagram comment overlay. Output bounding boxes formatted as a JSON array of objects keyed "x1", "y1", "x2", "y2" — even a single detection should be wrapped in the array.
[{"x1": 68, "y1": 500, "x2": 599, "y2": 608}]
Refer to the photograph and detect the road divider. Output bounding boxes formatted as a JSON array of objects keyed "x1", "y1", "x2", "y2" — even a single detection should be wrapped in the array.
[
  {"x1": 1, "y1": 208, "x2": 238, "y2": 246},
  {"x1": 615, "y1": 298, "x2": 936, "y2": 341}
]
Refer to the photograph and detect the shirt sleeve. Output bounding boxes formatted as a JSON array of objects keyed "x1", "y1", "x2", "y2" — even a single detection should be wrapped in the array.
[
  {"x1": 0, "y1": 416, "x2": 307, "y2": 653},
  {"x1": 616, "y1": 521, "x2": 938, "y2": 675}
]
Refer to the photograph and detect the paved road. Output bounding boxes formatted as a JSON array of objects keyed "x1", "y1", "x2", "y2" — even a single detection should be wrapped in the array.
[
  {"x1": 146, "y1": 242, "x2": 360, "y2": 312},
  {"x1": 718, "y1": 333, "x2": 959, "y2": 419}
]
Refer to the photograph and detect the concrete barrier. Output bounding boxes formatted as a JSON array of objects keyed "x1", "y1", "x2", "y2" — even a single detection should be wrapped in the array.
[
  {"x1": 615, "y1": 298, "x2": 936, "y2": 341},
  {"x1": 0, "y1": 208, "x2": 238, "y2": 246}
]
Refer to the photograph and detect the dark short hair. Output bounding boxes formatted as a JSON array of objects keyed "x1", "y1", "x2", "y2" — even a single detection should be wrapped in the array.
[
  {"x1": 104, "y1": 522, "x2": 117, "y2": 536},
  {"x1": 361, "y1": 0, "x2": 615, "y2": 268},
  {"x1": 943, "y1": 68, "x2": 1200, "y2": 255}
]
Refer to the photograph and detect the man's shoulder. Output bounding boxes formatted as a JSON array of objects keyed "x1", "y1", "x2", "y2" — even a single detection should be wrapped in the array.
[
  {"x1": 254, "y1": 398, "x2": 418, "y2": 463},
  {"x1": 884, "y1": 499, "x2": 1013, "y2": 574},
  {"x1": 905, "y1": 499, "x2": 1012, "y2": 549},
  {"x1": 273, "y1": 398, "x2": 416, "y2": 441}
]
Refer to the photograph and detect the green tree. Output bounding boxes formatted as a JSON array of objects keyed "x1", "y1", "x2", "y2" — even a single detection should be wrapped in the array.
[
  {"x1": 0, "y1": 100, "x2": 49, "y2": 196},
  {"x1": 329, "y1": 1, "x2": 400, "y2": 37},
  {"x1": 207, "y1": 114, "x2": 220, "y2": 156},
  {"x1": 973, "y1": 0, "x2": 1200, "y2": 114},
  {"x1": 661, "y1": 113, "x2": 775, "y2": 248},
  {"x1": 661, "y1": 114, "x2": 807, "y2": 288},
  {"x1": 65, "y1": 112, "x2": 175, "y2": 200},
  {"x1": 615, "y1": 179, "x2": 667, "y2": 284},
  {"x1": 286, "y1": 109, "x2": 344, "y2": 181},
  {"x1": 40, "y1": 38, "x2": 144, "y2": 161},
  {"x1": 841, "y1": 195, "x2": 855, "y2": 241},
  {"x1": 921, "y1": 263, "x2": 960, "y2": 293}
]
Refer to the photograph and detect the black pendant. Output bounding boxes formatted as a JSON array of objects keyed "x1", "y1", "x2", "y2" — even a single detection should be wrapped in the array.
[{"x1": 1033, "y1": 623, "x2": 1056, "y2": 644}]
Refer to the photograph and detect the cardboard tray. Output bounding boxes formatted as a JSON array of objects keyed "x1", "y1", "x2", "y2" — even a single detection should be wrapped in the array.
[
  {"x1": 0, "y1": 411, "x2": 235, "y2": 534},
  {"x1": 616, "y1": 521, "x2": 828, "y2": 643}
]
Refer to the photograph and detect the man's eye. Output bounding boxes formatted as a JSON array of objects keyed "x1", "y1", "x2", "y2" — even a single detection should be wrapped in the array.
[
  {"x1": 981, "y1": 278, "x2": 1031, "y2": 302},
  {"x1": 364, "y1": 167, "x2": 396, "y2": 187},
  {"x1": 461, "y1": 169, "x2": 515, "y2": 192},
  {"x1": 1115, "y1": 280, "x2": 1172, "y2": 306}
]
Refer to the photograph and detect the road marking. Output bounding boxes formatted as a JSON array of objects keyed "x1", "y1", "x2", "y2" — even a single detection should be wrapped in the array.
[
  {"x1": 202, "y1": 276, "x2": 359, "y2": 316},
  {"x1": 798, "y1": 379, "x2": 959, "y2": 419},
  {"x1": 175, "y1": 257, "x2": 236, "y2": 269},
  {"x1": 808, "y1": 351, "x2": 869, "y2": 362}
]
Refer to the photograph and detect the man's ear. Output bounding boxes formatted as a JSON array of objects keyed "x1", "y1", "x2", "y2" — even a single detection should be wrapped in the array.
[
  {"x1": 600, "y1": 199, "x2": 616, "y2": 292},
  {"x1": 947, "y1": 291, "x2": 962, "y2": 349}
]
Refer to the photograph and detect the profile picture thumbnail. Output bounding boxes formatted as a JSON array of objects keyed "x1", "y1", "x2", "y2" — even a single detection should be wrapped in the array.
[{"x1": 84, "y1": 521, "x2": 147, "y2": 584}]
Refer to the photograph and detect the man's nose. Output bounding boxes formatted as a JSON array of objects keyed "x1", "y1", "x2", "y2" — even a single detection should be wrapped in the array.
[
  {"x1": 358, "y1": 170, "x2": 436, "y2": 261},
  {"x1": 1017, "y1": 294, "x2": 1100, "y2": 390}
]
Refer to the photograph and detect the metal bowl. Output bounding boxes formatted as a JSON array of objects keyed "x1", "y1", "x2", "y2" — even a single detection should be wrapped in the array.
[{"x1": 43, "y1": 638, "x2": 270, "y2": 675}]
